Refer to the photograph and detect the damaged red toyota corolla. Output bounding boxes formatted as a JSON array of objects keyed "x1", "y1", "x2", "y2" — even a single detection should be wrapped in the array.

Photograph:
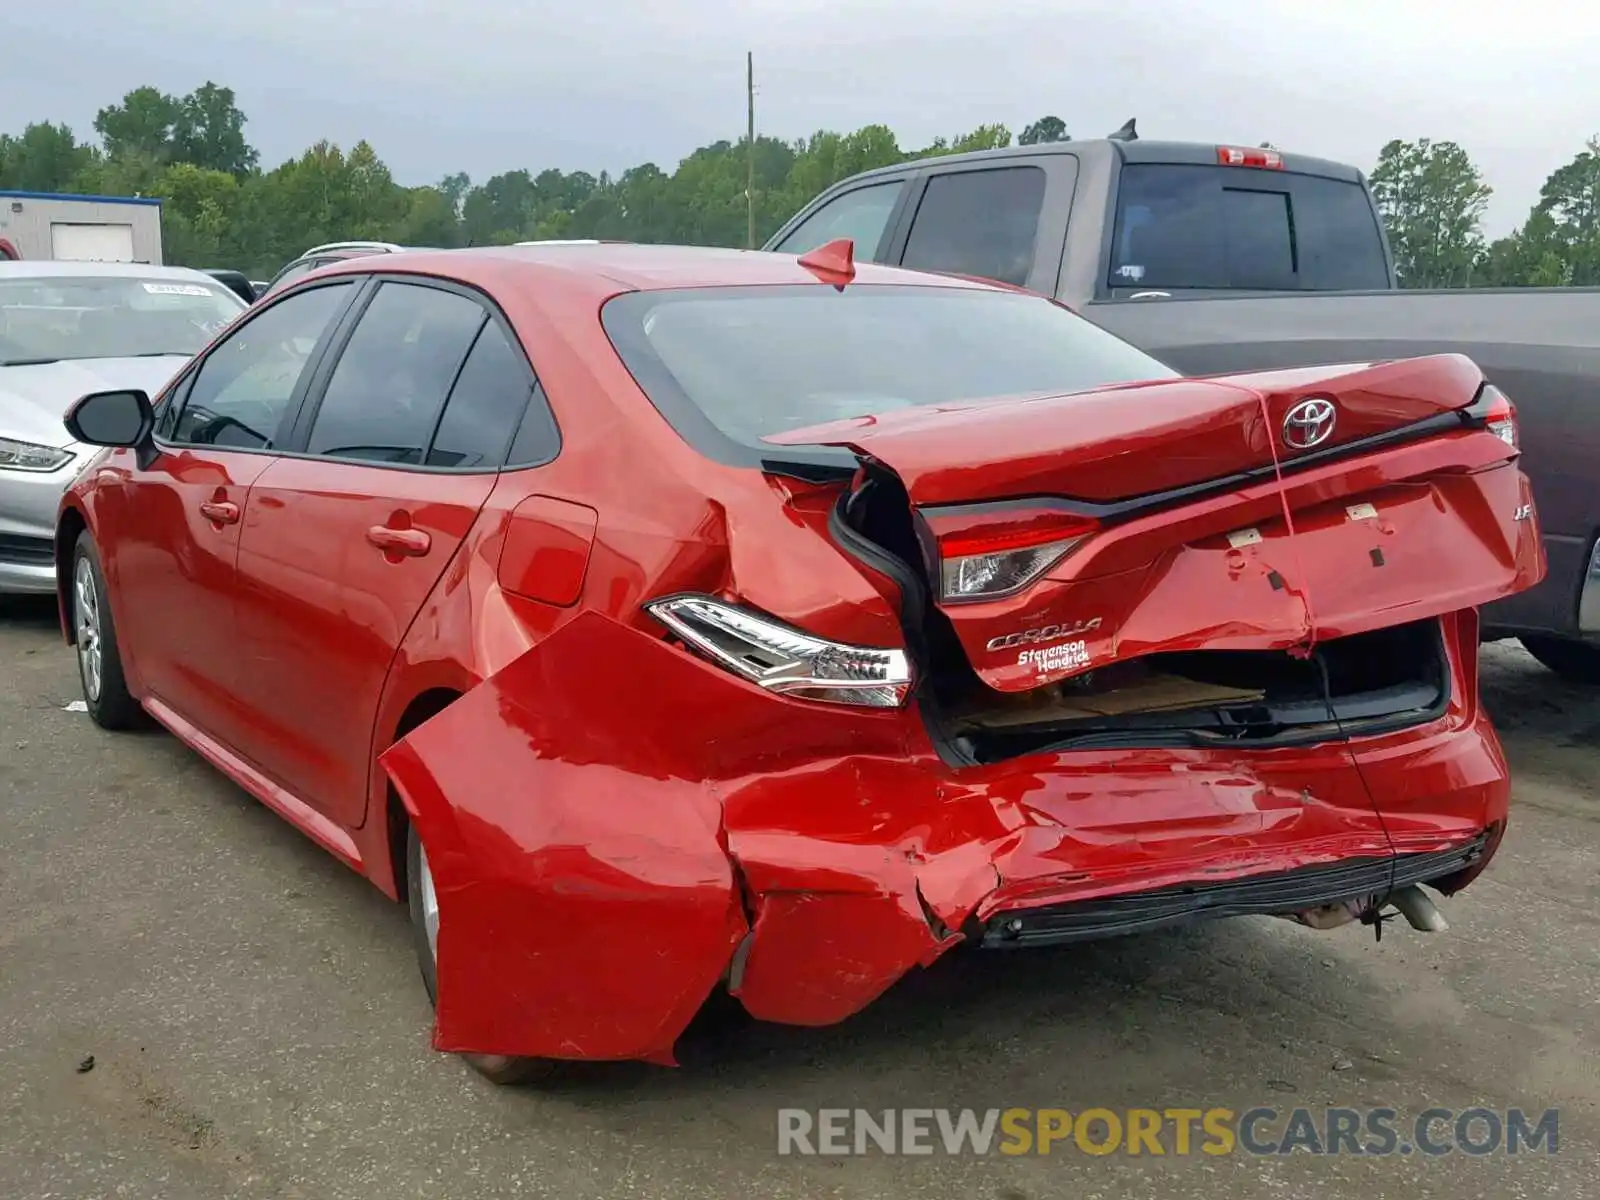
[{"x1": 56, "y1": 240, "x2": 1544, "y2": 1083}]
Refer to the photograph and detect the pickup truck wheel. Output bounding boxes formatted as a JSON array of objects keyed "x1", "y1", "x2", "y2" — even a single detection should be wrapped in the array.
[
  {"x1": 1519, "y1": 635, "x2": 1600, "y2": 684},
  {"x1": 405, "y1": 820, "x2": 553, "y2": 1086}
]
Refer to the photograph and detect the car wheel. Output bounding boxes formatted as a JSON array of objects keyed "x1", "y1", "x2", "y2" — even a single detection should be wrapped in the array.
[
  {"x1": 405, "y1": 819, "x2": 552, "y2": 1085},
  {"x1": 71, "y1": 532, "x2": 143, "y2": 730},
  {"x1": 1519, "y1": 635, "x2": 1600, "y2": 684}
]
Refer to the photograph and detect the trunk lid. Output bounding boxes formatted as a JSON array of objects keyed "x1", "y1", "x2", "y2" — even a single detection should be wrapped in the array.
[
  {"x1": 766, "y1": 354, "x2": 1540, "y2": 693},
  {"x1": 765, "y1": 354, "x2": 1486, "y2": 506}
]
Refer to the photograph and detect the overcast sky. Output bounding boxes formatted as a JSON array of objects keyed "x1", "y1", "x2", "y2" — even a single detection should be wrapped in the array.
[{"x1": 4, "y1": 0, "x2": 1595, "y2": 237}]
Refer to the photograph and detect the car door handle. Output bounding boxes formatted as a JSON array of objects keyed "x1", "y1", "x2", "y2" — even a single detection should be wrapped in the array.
[
  {"x1": 366, "y1": 526, "x2": 431, "y2": 557},
  {"x1": 198, "y1": 499, "x2": 240, "y2": 525}
]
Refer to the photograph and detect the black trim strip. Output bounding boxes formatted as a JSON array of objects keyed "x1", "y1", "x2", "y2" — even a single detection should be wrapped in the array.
[
  {"x1": 922, "y1": 403, "x2": 1481, "y2": 527},
  {"x1": 979, "y1": 834, "x2": 1488, "y2": 948}
]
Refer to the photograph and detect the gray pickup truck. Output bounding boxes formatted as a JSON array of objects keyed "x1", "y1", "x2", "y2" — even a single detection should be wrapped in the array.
[{"x1": 764, "y1": 132, "x2": 1600, "y2": 682}]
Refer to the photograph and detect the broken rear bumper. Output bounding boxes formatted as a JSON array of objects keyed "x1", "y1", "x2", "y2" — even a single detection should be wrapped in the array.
[
  {"x1": 381, "y1": 611, "x2": 1508, "y2": 1065},
  {"x1": 977, "y1": 834, "x2": 1491, "y2": 949}
]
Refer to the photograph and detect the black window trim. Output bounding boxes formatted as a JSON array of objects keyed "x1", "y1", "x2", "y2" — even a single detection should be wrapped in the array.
[
  {"x1": 275, "y1": 272, "x2": 558, "y2": 476},
  {"x1": 153, "y1": 278, "x2": 363, "y2": 457}
]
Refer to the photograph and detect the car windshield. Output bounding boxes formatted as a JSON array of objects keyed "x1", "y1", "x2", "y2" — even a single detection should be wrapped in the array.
[
  {"x1": 0, "y1": 275, "x2": 244, "y2": 366},
  {"x1": 602, "y1": 284, "x2": 1179, "y2": 458}
]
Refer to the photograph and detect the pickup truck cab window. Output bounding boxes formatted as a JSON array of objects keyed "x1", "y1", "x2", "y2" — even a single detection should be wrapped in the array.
[
  {"x1": 1110, "y1": 164, "x2": 1389, "y2": 292},
  {"x1": 901, "y1": 166, "x2": 1047, "y2": 287},
  {"x1": 771, "y1": 181, "x2": 905, "y2": 258}
]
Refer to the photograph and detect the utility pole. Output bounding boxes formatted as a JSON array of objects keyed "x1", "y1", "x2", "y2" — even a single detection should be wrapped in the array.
[{"x1": 746, "y1": 51, "x2": 756, "y2": 249}]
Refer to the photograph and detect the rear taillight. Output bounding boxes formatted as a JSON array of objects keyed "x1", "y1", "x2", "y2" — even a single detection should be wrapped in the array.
[
  {"x1": 1216, "y1": 145, "x2": 1284, "y2": 169},
  {"x1": 646, "y1": 594, "x2": 912, "y2": 708},
  {"x1": 924, "y1": 507, "x2": 1100, "y2": 603},
  {"x1": 1464, "y1": 384, "x2": 1518, "y2": 450}
]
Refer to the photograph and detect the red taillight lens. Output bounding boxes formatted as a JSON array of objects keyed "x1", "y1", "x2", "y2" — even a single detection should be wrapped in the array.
[
  {"x1": 1466, "y1": 384, "x2": 1518, "y2": 450},
  {"x1": 1216, "y1": 146, "x2": 1284, "y2": 169},
  {"x1": 924, "y1": 507, "x2": 1100, "y2": 603},
  {"x1": 1483, "y1": 392, "x2": 1517, "y2": 449}
]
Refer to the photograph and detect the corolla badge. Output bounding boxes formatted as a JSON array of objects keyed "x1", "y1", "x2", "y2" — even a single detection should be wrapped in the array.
[
  {"x1": 986, "y1": 617, "x2": 1102, "y2": 653},
  {"x1": 1281, "y1": 397, "x2": 1337, "y2": 450}
]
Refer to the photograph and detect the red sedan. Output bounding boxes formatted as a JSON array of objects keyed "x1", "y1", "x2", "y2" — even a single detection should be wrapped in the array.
[{"x1": 56, "y1": 241, "x2": 1543, "y2": 1083}]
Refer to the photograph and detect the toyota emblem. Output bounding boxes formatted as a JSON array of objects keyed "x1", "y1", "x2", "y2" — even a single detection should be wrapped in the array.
[{"x1": 1281, "y1": 397, "x2": 1337, "y2": 450}]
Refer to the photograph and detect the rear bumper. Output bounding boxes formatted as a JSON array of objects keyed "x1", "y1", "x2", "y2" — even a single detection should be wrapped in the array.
[
  {"x1": 979, "y1": 833, "x2": 1492, "y2": 949},
  {"x1": 382, "y1": 611, "x2": 1509, "y2": 1065}
]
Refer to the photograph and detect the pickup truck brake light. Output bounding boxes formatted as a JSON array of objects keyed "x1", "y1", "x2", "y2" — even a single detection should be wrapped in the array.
[{"x1": 1216, "y1": 146, "x2": 1284, "y2": 170}]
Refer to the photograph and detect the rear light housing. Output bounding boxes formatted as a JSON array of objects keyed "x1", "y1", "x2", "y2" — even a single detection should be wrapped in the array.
[
  {"x1": 922, "y1": 506, "x2": 1100, "y2": 603},
  {"x1": 1463, "y1": 384, "x2": 1518, "y2": 450},
  {"x1": 1216, "y1": 146, "x2": 1284, "y2": 169},
  {"x1": 646, "y1": 594, "x2": 912, "y2": 708}
]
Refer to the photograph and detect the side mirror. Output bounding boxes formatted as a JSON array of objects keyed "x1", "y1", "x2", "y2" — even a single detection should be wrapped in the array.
[{"x1": 64, "y1": 389, "x2": 155, "y2": 448}]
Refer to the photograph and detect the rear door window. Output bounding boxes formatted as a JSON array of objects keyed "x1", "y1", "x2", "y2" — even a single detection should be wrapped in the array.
[
  {"x1": 303, "y1": 281, "x2": 487, "y2": 464},
  {"x1": 772, "y1": 181, "x2": 906, "y2": 259},
  {"x1": 426, "y1": 320, "x2": 540, "y2": 468},
  {"x1": 900, "y1": 167, "x2": 1047, "y2": 287},
  {"x1": 1109, "y1": 164, "x2": 1388, "y2": 291}
]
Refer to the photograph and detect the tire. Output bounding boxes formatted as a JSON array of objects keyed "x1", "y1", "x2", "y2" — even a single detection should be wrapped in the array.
[
  {"x1": 405, "y1": 820, "x2": 551, "y2": 1085},
  {"x1": 70, "y1": 532, "x2": 144, "y2": 730},
  {"x1": 1520, "y1": 635, "x2": 1600, "y2": 684}
]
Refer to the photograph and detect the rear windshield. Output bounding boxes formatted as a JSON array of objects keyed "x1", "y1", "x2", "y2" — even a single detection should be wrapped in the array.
[
  {"x1": 1109, "y1": 164, "x2": 1391, "y2": 293},
  {"x1": 602, "y1": 284, "x2": 1178, "y2": 462}
]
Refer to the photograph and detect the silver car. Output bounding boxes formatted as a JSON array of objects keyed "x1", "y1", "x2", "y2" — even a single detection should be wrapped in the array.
[{"x1": 1, "y1": 261, "x2": 247, "y2": 593}]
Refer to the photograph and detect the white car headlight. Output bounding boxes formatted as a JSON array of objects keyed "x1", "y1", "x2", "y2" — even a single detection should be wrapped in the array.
[{"x1": 0, "y1": 437, "x2": 75, "y2": 472}]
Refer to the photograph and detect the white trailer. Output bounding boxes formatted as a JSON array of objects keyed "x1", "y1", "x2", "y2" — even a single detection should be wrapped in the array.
[{"x1": 0, "y1": 191, "x2": 164, "y2": 264}]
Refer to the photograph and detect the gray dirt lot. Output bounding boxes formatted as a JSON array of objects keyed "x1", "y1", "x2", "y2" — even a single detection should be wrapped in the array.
[{"x1": 1, "y1": 592, "x2": 1596, "y2": 1199}]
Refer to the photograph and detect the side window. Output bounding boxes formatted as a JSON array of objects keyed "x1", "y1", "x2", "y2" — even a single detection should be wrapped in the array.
[
  {"x1": 304, "y1": 281, "x2": 486, "y2": 464},
  {"x1": 506, "y1": 383, "x2": 561, "y2": 468},
  {"x1": 169, "y1": 282, "x2": 353, "y2": 449},
  {"x1": 773, "y1": 181, "x2": 905, "y2": 259},
  {"x1": 426, "y1": 320, "x2": 536, "y2": 468},
  {"x1": 266, "y1": 260, "x2": 317, "y2": 295},
  {"x1": 900, "y1": 167, "x2": 1047, "y2": 287}
]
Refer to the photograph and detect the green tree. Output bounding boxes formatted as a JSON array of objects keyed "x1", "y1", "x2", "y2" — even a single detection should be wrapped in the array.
[
  {"x1": 1531, "y1": 135, "x2": 1600, "y2": 285},
  {"x1": 947, "y1": 124, "x2": 1012, "y2": 154},
  {"x1": 1369, "y1": 138, "x2": 1491, "y2": 288},
  {"x1": 1019, "y1": 116, "x2": 1069, "y2": 145},
  {"x1": 171, "y1": 83, "x2": 259, "y2": 177},
  {"x1": 152, "y1": 162, "x2": 243, "y2": 265},
  {"x1": 94, "y1": 86, "x2": 181, "y2": 163},
  {"x1": 0, "y1": 122, "x2": 98, "y2": 192}
]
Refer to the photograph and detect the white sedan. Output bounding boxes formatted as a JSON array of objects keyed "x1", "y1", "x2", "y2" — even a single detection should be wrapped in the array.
[{"x1": 0, "y1": 261, "x2": 246, "y2": 593}]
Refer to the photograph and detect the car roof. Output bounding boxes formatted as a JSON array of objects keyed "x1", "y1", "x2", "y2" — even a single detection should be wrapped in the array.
[
  {"x1": 0, "y1": 260, "x2": 228, "y2": 284},
  {"x1": 806, "y1": 137, "x2": 1366, "y2": 189},
  {"x1": 308, "y1": 242, "x2": 1013, "y2": 298}
]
